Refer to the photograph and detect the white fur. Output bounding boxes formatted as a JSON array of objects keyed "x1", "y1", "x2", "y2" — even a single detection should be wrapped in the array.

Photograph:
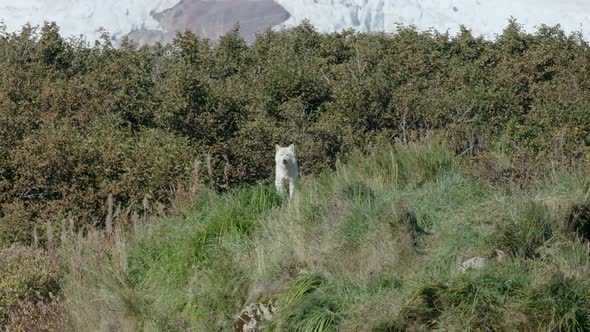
[{"x1": 275, "y1": 144, "x2": 298, "y2": 199}]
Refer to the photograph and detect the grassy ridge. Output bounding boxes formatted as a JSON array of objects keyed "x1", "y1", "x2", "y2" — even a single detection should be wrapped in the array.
[{"x1": 63, "y1": 143, "x2": 590, "y2": 331}]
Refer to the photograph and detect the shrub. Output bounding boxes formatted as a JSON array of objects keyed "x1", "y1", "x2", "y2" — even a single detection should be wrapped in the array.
[
  {"x1": 0, "y1": 245, "x2": 63, "y2": 329},
  {"x1": 0, "y1": 203, "x2": 37, "y2": 247}
]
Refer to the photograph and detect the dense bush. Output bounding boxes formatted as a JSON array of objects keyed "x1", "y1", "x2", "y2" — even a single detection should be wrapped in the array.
[
  {"x1": 0, "y1": 20, "x2": 589, "y2": 246},
  {"x1": 0, "y1": 245, "x2": 64, "y2": 330}
]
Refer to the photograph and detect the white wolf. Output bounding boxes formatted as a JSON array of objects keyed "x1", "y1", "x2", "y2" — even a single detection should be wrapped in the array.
[{"x1": 275, "y1": 144, "x2": 298, "y2": 199}]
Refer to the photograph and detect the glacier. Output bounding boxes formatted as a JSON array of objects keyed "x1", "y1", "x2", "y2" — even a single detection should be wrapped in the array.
[
  {"x1": 0, "y1": 0, "x2": 589, "y2": 42},
  {"x1": 274, "y1": 0, "x2": 590, "y2": 39},
  {"x1": 0, "y1": 0, "x2": 181, "y2": 41}
]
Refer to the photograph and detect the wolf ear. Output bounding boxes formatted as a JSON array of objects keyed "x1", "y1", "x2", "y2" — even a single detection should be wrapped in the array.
[
  {"x1": 275, "y1": 144, "x2": 281, "y2": 152},
  {"x1": 288, "y1": 144, "x2": 295, "y2": 152}
]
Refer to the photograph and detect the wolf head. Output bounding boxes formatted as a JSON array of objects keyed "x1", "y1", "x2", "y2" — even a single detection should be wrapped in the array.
[{"x1": 275, "y1": 144, "x2": 296, "y2": 167}]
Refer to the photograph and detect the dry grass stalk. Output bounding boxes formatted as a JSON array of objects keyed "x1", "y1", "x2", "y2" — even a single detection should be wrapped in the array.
[
  {"x1": 142, "y1": 194, "x2": 150, "y2": 222},
  {"x1": 68, "y1": 214, "x2": 75, "y2": 239},
  {"x1": 46, "y1": 220, "x2": 55, "y2": 264},
  {"x1": 106, "y1": 193, "x2": 114, "y2": 235},
  {"x1": 33, "y1": 225, "x2": 39, "y2": 251},
  {"x1": 114, "y1": 203, "x2": 122, "y2": 224},
  {"x1": 192, "y1": 158, "x2": 201, "y2": 194},
  {"x1": 207, "y1": 151, "x2": 214, "y2": 184},
  {"x1": 223, "y1": 154, "x2": 231, "y2": 189},
  {"x1": 60, "y1": 218, "x2": 67, "y2": 248},
  {"x1": 131, "y1": 211, "x2": 140, "y2": 233}
]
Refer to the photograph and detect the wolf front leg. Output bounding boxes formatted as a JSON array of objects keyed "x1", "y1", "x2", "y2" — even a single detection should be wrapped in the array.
[
  {"x1": 275, "y1": 179, "x2": 285, "y2": 196},
  {"x1": 288, "y1": 180, "x2": 296, "y2": 200}
]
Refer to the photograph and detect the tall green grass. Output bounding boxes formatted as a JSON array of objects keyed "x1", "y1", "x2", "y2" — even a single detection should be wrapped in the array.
[{"x1": 62, "y1": 142, "x2": 590, "y2": 331}]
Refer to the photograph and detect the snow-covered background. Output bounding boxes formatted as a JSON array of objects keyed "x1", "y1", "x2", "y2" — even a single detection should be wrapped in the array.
[
  {"x1": 1, "y1": 0, "x2": 589, "y2": 42},
  {"x1": 0, "y1": 0, "x2": 181, "y2": 40},
  {"x1": 274, "y1": 0, "x2": 590, "y2": 39}
]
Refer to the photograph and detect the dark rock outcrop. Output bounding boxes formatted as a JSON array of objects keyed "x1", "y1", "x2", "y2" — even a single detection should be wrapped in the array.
[{"x1": 125, "y1": 0, "x2": 290, "y2": 45}]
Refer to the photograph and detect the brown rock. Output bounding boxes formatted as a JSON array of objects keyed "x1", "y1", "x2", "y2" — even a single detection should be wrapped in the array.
[{"x1": 234, "y1": 300, "x2": 278, "y2": 332}]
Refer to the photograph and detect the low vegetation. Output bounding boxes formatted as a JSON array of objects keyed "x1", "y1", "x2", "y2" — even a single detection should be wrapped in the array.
[
  {"x1": 1, "y1": 18, "x2": 589, "y2": 330},
  {"x1": 62, "y1": 143, "x2": 590, "y2": 331},
  {"x1": 0, "y1": 245, "x2": 65, "y2": 330},
  {"x1": 1, "y1": 20, "x2": 590, "y2": 248}
]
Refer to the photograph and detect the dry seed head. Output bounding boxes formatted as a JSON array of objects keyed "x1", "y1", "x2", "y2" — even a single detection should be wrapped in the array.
[
  {"x1": 46, "y1": 220, "x2": 54, "y2": 255},
  {"x1": 60, "y1": 218, "x2": 67, "y2": 246},
  {"x1": 33, "y1": 225, "x2": 39, "y2": 250},
  {"x1": 192, "y1": 158, "x2": 201, "y2": 194},
  {"x1": 106, "y1": 194, "x2": 114, "y2": 234}
]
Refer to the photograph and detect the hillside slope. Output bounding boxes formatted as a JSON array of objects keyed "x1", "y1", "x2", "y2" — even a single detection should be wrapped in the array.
[{"x1": 64, "y1": 143, "x2": 590, "y2": 331}]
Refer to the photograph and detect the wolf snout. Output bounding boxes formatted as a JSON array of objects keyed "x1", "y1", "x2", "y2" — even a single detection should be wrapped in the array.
[{"x1": 282, "y1": 159, "x2": 288, "y2": 165}]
